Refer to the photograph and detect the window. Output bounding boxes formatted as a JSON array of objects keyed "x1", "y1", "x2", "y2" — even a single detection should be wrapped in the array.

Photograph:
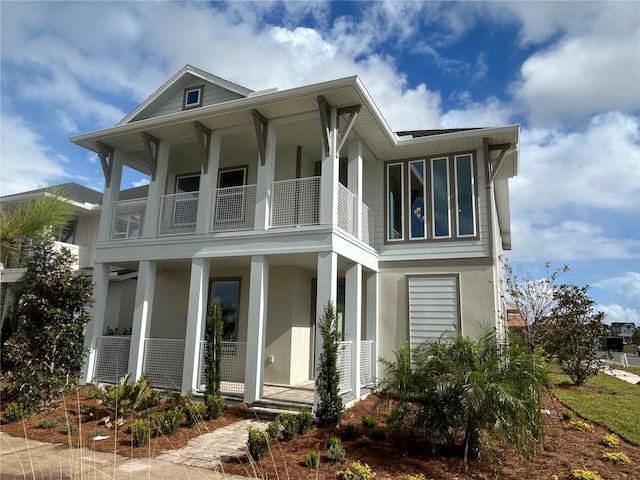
[
  {"x1": 210, "y1": 279, "x2": 240, "y2": 341},
  {"x1": 57, "y1": 217, "x2": 77, "y2": 244},
  {"x1": 218, "y1": 167, "x2": 246, "y2": 188},
  {"x1": 215, "y1": 167, "x2": 247, "y2": 223},
  {"x1": 385, "y1": 153, "x2": 477, "y2": 242},
  {"x1": 183, "y1": 85, "x2": 204, "y2": 110},
  {"x1": 174, "y1": 174, "x2": 200, "y2": 226}
]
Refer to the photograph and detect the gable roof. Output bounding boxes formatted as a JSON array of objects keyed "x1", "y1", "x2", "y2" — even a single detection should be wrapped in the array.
[
  {"x1": 0, "y1": 182, "x2": 103, "y2": 208},
  {"x1": 118, "y1": 65, "x2": 254, "y2": 125}
]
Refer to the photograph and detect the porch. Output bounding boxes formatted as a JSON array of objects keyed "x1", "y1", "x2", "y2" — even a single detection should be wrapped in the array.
[
  {"x1": 91, "y1": 336, "x2": 374, "y2": 403},
  {"x1": 110, "y1": 177, "x2": 374, "y2": 246}
]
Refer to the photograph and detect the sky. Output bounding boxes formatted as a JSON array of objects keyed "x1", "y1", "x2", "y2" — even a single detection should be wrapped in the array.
[{"x1": 1, "y1": 1, "x2": 638, "y2": 324}]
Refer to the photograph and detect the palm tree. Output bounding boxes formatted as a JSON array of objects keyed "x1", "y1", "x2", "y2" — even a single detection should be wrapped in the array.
[{"x1": 0, "y1": 187, "x2": 73, "y2": 269}]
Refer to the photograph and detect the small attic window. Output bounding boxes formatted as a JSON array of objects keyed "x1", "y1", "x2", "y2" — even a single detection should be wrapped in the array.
[{"x1": 183, "y1": 85, "x2": 204, "y2": 110}]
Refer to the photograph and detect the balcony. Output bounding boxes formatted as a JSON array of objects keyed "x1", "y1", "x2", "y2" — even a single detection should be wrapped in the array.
[{"x1": 110, "y1": 177, "x2": 374, "y2": 246}]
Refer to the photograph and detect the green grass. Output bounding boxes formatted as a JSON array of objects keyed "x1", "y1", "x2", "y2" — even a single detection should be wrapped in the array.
[{"x1": 551, "y1": 372, "x2": 640, "y2": 445}]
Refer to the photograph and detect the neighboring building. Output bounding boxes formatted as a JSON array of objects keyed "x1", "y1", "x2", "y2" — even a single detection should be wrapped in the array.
[
  {"x1": 0, "y1": 183, "x2": 102, "y2": 325},
  {"x1": 66, "y1": 65, "x2": 519, "y2": 405},
  {"x1": 609, "y1": 322, "x2": 636, "y2": 344},
  {"x1": 506, "y1": 305, "x2": 526, "y2": 339}
]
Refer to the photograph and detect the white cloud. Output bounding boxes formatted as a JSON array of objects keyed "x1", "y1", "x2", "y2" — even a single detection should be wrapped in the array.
[
  {"x1": 440, "y1": 96, "x2": 512, "y2": 128},
  {"x1": 0, "y1": 110, "x2": 69, "y2": 195},
  {"x1": 593, "y1": 272, "x2": 640, "y2": 302},
  {"x1": 598, "y1": 303, "x2": 639, "y2": 325}
]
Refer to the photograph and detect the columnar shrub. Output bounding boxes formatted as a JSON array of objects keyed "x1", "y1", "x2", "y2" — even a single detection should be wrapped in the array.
[
  {"x1": 131, "y1": 419, "x2": 151, "y2": 447},
  {"x1": 315, "y1": 301, "x2": 343, "y2": 427}
]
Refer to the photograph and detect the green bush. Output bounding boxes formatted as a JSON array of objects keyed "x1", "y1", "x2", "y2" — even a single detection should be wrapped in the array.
[
  {"x1": 355, "y1": 435, "x2": 372, "y2": 448},
  {"x1": 185, "y1": 402, "x2": 208, "y2": 426},
  {"x1": 343, "y1": 422, "x2": 356, "y2": 437},
  {"x1": 337, "y1": 461, "x2": 376, "y2": 480},
  {"x1": 297, "y1": 407, "x2": 313, "y2": 434},
  {"x1": 562, "y1": 410, "x2": 574, "y2": 420},
  {"x1": 154, "y1": 408, "x2": 184, "y2": 435},
  {"x1": 361, "y1": 415, "x2": 376, "y2": 428},
  {"x1": 266, "y1": 416, "x2": 281, "y2": 443},
  {"x1": 61, "y1": 422, "x2": 77, "y2": 435},
  {"x1": 602, "y1": 451, "x2": 631, "y2": 464},
  {"x1": 303, "y1": 451, "x2": 320, "y2": 469},
  {"x1": 130, "y1": 419, "x2": 151, "y2": 447},
  {"x1": 371, "y1": 428, "x2": 388, "y2": 441},
  {"x1": 38, "y1": 417, "x2": 58, "y2": 429},
  {"x1": 247, "y1": 426, "x2": 270, "y2": 461},
  {"x1": 327, "y1": 442, "x2": 347, "y2": 462},
  {"x1": 91, "y1": 427, "x2": 107, "y2": 437},
  {"x1": 315, "y1": 302, "x2": 343, "y2": 427},
  {"x1": 91, "y1": 373, "x2": 159, "y2": 418},
  {"x1": 327, "y1": 434, "x2": 342, "y2": 448},
  {"x1": 278, "y1": 413, "x2": 298, "y2": 442},
  {"x1": 205, "y1": 394, "x2": 225, "y2": 419}
]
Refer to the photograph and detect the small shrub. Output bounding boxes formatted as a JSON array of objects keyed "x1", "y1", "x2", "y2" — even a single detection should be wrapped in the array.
[
  {"x1": 130, "y1": 419, "x2": 150, "y2": 447},
  {"x1": 38, "y1": 417, "x2": 58, "y2": 429},
  {"x1": 405, "y1": 475, "x2": 427, "y2": 480},
  {"x1": 602, "y1": 452, "x2": 631, "y2": 464},
  {"x1": 297, "y1": 407, "x2": 313, "y2": 434},
  {"x1": 90, "y1": 374, "x2": 159, "y2": 418},
  {"x1": 154, "y1": 408, "x2": 184, "y2": 435},
  {"x1": 327, "y1": 434, "x2": 342, "y2": 448},
  {"x1": 355, "y1": 435, "x2": 372, "y2": 448},
  {"x1": 2, "y1": 403, "x2": 25, "y2": 423},
  {"x1": 185, "y1": 403, "x2": 208, "y2": 426},
  {"x1": 568, "y1": 420, "x2": 594, "y2": 432},
  {"x1": 61, "y1": 422, "x2": 77, "y2": 435},
  {"x1": 562, "y1": 410, "x2": 574, "y2": 420},
  {"x1": 247, "y1": 426, "x2": 270, "y2": 461},
  {"x1": 602, "y1": 433, "x2": 620, "y2": 448},
  {"x1": 266, "y1": 417, "x2": 281, "y2": 443},
  {"x1": 371, "y1": 428, "x2": 388, "y2": 441},
  {"x1": 303, "y1": 451, "x2": 320, "y2": 469},
  {"x1": 91, "y1": 427, "x2": 107, "y2": 437},
  {"x1": 337, "y1": 461, "x2": 376, "y2": 480},
  {"x1": 205, "y1": 394, "x2": 225, "y2": 419},
  {"x1": 572, "y1": 469, "x2": 601, "y2": 480},
  {"x1": 361, "y1": 414, "x2": 376, "y2": 428},
  {"x1": 278, "y1": 413, "x2": 299, "y2": 442},
  {"x1": 327, "y1": 443, "x2": 347, "y2": 462},
  {"x1": 343, "y1": 422, "x2": 357, "y2": 437}
]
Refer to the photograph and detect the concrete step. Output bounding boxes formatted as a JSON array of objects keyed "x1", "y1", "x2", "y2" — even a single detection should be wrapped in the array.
[{"x1": 246, "y1": 398, "x2": 313, "y2": 420}]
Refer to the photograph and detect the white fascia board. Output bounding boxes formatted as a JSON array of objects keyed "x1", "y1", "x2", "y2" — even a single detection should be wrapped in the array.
[{"x1": 396, "y1": 124, "x2": 520, "y2": 148}]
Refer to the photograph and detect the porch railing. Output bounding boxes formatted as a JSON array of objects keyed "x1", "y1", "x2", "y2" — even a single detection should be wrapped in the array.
[
  {"x1": 197, "y1": 341, "x2": 246, "y2": 396},
  {"x1": 158, "y1": 192, "x2": 198, "y2": 236},
  {"x1": 210, "y1": 185, "x2": 256, "y2": 232},
  {"x1": 93, "y1": 336, "x2": 131, "y2": 383},
  {"x1": 361, "y1": 204, "x2": 374, "y2": 247},
  {"x1": 111, "y1": 199, "x2": 146, "y2": 240},
  {"x1": 271, "y1": 177, "x2": 320, "y2": 227},
  {"x1": 337, "y1": 184, "x2": 355, "y2": 235},
  {"x1": 337, "y1": 341, "x2": 352, "y2": 394},
  {"x1": 360, "y1": 340, "x2": 373, "y2": 387},
  {"x1": 143, "y1": 338, "x2": 185, "y2": 389}
]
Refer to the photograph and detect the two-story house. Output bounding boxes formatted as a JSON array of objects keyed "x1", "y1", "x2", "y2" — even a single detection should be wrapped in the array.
[
  {"x1": 69, "y1": 65, "x2": 519, "y2": 406},
  {"x1": 0, "y1": 183, "x2": 102, "y2": 332},
  {"x1": 609, "y1": 322, "x2": 637, "y2": 344}
]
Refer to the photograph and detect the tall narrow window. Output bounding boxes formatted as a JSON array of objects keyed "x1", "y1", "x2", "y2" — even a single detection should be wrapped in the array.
[
  {"x1": 409, "y1": 160, "x2": 426, "y2": 239},
  {"x1": 431, "y1": 158, "x2": 450, "y2": 238},
  {"x1": 387, "y1": 163, "x2": 404, "y2": 240},
  {"x1": 210, "y1": 279, "x2": 240, "y2": 341},
  {"x1": 455, "y1": 154, "x2": 475, "y2": 236}
]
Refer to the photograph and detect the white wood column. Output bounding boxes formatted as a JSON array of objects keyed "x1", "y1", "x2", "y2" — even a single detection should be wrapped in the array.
[
  {"x1": 128, "y1": 260, "x2": 157, "y2": 381},
  {"x1": 348, "y1": 138, "x2": 363, "y2": 240},
  {"x1": 319, "y1": 107, "x2": 338, "y2": 226},
  {"x1": 244, "y1": 255, "x2": 269, "y2": 403},
  {"x1": 366, "y1": 271, "x2": 379, "y2": 382},
  {"x1": 255, "y1": 121, "x2": 276, "y2": 230},
  {"x1": 345, "y1": 262, "x2": 362, "y2": 399},
  {"x1": 314, "y1": 251, "x2": 338, "y2": 408},
  {"x1": 97, "y1": 151, "x2": 123, "y2": 242},
  {"x1": 182, "y1": 258, "x2": 210, "y2": 394},
  {"x1": 80, "y1": 262, "x2": 110, "y2": 384},
  {"x1": 142, "y1": 142, "x2": 169, "y2": 238},
  {"x1": 196, "y1": 134, "x2": 221, "y2": 234}
]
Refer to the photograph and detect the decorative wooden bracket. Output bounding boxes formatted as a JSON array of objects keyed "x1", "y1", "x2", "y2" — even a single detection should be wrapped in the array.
[
  {"x1": 96, "y1": 141, "x2": 114, "y2": 188},
  {"x1": 488, "y1": 140, "x2": 512, "y2": 182},
  {"x1": 317, "y1": 95, "x2": 332, "y2": 157},
  {"x1": 141, "y1": 132, "x2": 160, "y2": 181},
  {"x1": 193, "y1": 121, "x2": 212, "y2": 174},
  {"x1": 336, "y1": 104, "x2": 361, "y2": 154},
  {"x1": 252, "y1": 109, "x2": 268, "y2": 166}
]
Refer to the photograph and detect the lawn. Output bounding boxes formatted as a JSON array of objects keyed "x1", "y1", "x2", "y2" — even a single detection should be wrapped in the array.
[{"x1": 551, "y1": 371, "x2": 640, "y2": 445}]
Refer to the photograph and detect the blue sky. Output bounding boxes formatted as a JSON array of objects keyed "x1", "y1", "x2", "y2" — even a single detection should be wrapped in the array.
[{"x1": 1, "y1": 1, "x2": 638, "y2": 324}]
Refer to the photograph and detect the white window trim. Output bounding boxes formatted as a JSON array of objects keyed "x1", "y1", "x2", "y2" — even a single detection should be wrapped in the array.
[
  {"x1": 454, "y1": 154, "x2": 477, "y2": 237},
  {"x1": 183, "y1": 85, "x2": 204, "y2": 110},
  {"x1": 386, "y1": 162, "x2": 405, "y2": 241},
  {"x1": 431, "y1": 157, "x2": 451, "y2": 239},
  {"x1": 408, "y1": 160, "x2": 427, "y2": 240}
]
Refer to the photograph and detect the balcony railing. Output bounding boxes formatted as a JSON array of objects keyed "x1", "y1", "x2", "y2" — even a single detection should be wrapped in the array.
[
  {"x1": 361, "y1": 204, "x2": 374, "y2": 247},
  {"x1": 211, "y1": 185, "x2": 256, "y2": 232},
  {"x1": 271, "y1": 177, "x2": 320, "y2": 227},
  {"x1": 337, "y1": 184, "x2": 355, "y2": 235},
  {"x1": 159, "y1": 192, "x2": 198, "y2": 236},
  {"x1": 112, "y1": 199, "x2": 146, "y2": 240}
]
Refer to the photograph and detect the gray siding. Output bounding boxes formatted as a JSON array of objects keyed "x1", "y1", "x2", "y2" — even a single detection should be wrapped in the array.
[{"x1": 408, "y1": 275, "x2": 459, "y2": 348}]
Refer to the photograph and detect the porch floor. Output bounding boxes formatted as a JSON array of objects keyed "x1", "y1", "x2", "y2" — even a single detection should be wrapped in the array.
[{"x1": 262, "y1": 381, "x2": 314, "y2": 405}]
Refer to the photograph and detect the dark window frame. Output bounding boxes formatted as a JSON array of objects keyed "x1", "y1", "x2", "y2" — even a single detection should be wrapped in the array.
[{"x1": 183, "y1": 85, "x2": 204, "y2": 110}]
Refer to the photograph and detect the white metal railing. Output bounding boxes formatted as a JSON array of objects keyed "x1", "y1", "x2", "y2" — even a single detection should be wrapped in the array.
[
  {"x1": 111, "y1": 199, "x2": 146, "y2": 240},
  {"x1": 337, "y1": 341, "x2": 352, "y2": 394},
  {"x1": 143, "y1": 338, "x2": 185, "y2": 389},
  {"x1": 360, "y1": 340, "x2": 373, "y2": 387},
  {"x1": 94, "y1": 336, "x2": 131, "y2": 383},
  {"x1": 361, "y1": 203, "x2": 374, "y2": 246},
  {"x1": 337, "y1": 184, "x2": 355, "y2": 235},
  {"x1": 158, "y1": 192, "x2": 198, "y2": 236},
  {"x1": 271, "y1": 177, "x2": 320, "y2": 227},
  {"x1": 211, "y1": 185, "x2": 256, "y2": 232},
  {"x1": 197, "y1": 341, "x2": 246, "y2": 395}
]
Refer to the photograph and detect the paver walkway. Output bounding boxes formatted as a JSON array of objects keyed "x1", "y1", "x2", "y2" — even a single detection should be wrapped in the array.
[{"x1": 155, "y1": 418, "x2": 267, "y2": 469}]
